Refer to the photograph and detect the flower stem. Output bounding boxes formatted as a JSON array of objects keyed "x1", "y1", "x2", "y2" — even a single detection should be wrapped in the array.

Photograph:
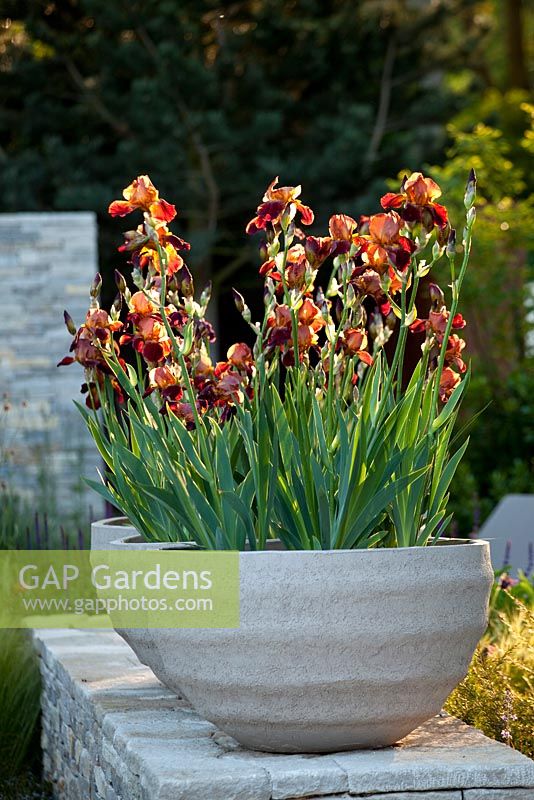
[
  {"x1": 325, "y1": 259, "x2": 351, "y2": 439},
  {"x1": 430, "y1": 215, "x2": 474, "y2": 414},
  {"x1": 279, "y1": 227, "x2": 300, "y2": 373}
]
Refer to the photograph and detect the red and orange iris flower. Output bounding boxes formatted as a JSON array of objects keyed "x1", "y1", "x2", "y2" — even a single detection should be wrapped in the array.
[
  {"x1": 246, "y1": 177, "x2": 314, "y2": 235},
  {"x1": 439, "y1": 367, "x2": 461, "y2": 402},
  {"x1": 352, "y1": 211, "x2": 415, "y2": 273},
  {"x1": 328, "y1": 214, "x2": 357, "y2": 242},
  {"x1": 266, "y1": 298, "x2": 325, "y2": 361},
  {"x1": 305, "y1": 235, "x2": 350, "y2": 268},
  {"x1": 381, "y1": 172, "x2": 449, "y2": 230},
  {"x1": 109, "y1": 175, "x2": 177, "y2": 223},
  {"x1": 58, "y1": 309, "x2": 122, "y2": 370},
  {"x1": 410, "y1": 309, "x2": 466, "y2": 341},
  {"x1": 58, "y1": 309, "x2": 125, "y2": 408},
  {"x1": 340, "y1": 328, "x2": 374, "y2": 367},
  {"x1": 61, "y1": 171, "x2": 467, "y2": 413},
  {"x1": 444, "y1": 334, "x2": 467, "y2": 374},
  {"x1": 410, "y1": 302, "x2": 467, "y2": 388},
  {"x1": 351, "y1": 265, "x2": 405, "y2": 316},
  {"x1": 109, "y1": 175, "x2": 191, "y2": 277},
  {"x1": 259, "y1": 243, "x2": 308, "y2": 291}
]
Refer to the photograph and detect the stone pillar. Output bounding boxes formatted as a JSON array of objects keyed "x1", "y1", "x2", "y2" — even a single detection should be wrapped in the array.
[{"x1": 0, "y1": 212, "x2": 104, "y2": 524}]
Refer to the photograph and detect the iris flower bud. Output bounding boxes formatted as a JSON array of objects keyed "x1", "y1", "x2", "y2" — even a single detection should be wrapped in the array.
[
  {"x1": 114, "y1": 270, "x2": 127, "y2": 294},
  {"x1": 200, "y1": 282, "x2": 212, "y2": 308},
  {"x1": 90, "y1": 272, "x2": 102, "y2": 299},
  {"x1": 464, "y1": 168, "x2": 476, "y2": 210},
  {"x1": 63, "y1": 310, "x2": 77, "y2": 336},
  {"x1": 446, "y1": 228, "x2": 457, "y2": 258},
  {"x1": 110, "y1": 295, "x2": 122, "y2": 322},
  {"x1": 429, "y1": 283, "x2": 445, "y2": 308},
  {"x1": 232, "y1": 288, "x2": 245, "y2": 314},
  {"x1": 176, "y1": 265, "x2": 194, "y2": 298}
]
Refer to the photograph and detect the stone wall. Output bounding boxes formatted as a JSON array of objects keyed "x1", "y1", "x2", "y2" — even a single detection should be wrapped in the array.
[
  {"x1": 0, "y1": 212, "x2": 104, "y2": 520},
  {"x1": 35, "y1": 629, "x2": 534, "y2": 800}
]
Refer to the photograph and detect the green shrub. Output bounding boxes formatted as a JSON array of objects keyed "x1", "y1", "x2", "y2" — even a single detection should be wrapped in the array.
[
  {"x1": 427, "y1": 99, "x2": 534, "y2": 537},
  {"x1": 445, "y1": 580, "x2": 534, "y2": 758},
  {"x1": 446, "y1": 367, "x2": 534, "y2": 538}
]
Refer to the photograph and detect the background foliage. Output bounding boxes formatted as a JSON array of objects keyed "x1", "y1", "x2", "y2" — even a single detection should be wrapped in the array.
[{"x1": 445, "y1": 573, "x2": 534, "y2": 759}]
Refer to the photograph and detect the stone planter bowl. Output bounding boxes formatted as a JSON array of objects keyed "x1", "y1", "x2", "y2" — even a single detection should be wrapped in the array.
[
  {"x1": 90, "y1": 519, "x2": 197, "y2": 686},
  {"x1": 90, "y1": 516, "x2": 136, "y2": 549},
  {"x1": 92, "y1": 521, "x2": 492, "y2": 753}
]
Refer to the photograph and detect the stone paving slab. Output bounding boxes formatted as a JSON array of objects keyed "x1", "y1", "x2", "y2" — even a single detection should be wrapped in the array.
[
  {"x1": 331, "y1": 715, "x2": 534, "y2": 795},
  {"x1": 319, "y1": 794, "x2": 464, "y2": 800},
  {"x1": 464, "y1": 791, "x2": 534, "y2": 799},
  {"x1": 34, "y1": 629, "x2": 534, "y2": 800}
]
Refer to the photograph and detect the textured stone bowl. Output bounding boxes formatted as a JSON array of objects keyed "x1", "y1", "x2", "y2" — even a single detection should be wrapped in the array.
[
  {"x1": 90, "y1": 520, "x2": 197, "y2": 687},
  {"x1": 92, "y1": 521, "x2": 493, "y2": 753},
  {"x1": 90, "y1": 516, "x2": 136, "y2": 549}
]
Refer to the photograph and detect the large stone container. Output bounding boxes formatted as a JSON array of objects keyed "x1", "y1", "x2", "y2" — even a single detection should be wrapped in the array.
[{"x1": 94, "y1": 521, "x2": 493, "y2": 754}]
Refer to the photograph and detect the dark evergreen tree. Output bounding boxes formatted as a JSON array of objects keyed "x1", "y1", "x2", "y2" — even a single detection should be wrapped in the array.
[{"x1": 0, "y1": 0, "x2": 494, "y2": 307}]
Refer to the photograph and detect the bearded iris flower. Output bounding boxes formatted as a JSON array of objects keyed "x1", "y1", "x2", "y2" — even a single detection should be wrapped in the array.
[
  {"x1": 61, "y1": 171, "x2": 469, "y2": 420},
  {"x1": 246, "y1": 177, "x2": 314, "y2": 235},
  {"x1": 381, "y1": 172, "x2": 449, "y2": 231},
  {"x1": 352, "y1": 212, "x2": 415, "y2": 273},
  {"x1": 109, "y1": 175, "x2": 177, "y2": 223}
]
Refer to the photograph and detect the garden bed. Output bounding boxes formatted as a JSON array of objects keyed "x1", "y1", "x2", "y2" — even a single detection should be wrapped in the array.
[{"x1": 35, "y1": 629, "x2": 534, "y2": 800}]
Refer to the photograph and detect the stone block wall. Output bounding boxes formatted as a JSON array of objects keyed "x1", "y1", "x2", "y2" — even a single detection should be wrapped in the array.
[
  {"x1": 35, "y1": 630, "x2": 534, "y2": 800},
  {"x1": 0, "y1": 212, "x2": 104, "y2": 520}
]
